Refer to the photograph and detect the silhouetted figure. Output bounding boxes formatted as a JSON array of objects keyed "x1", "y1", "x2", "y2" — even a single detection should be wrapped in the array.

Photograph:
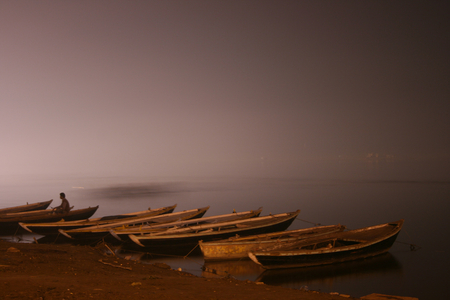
[{"x1": 54, "y1": 192, "x2": 71, "y2": 214}]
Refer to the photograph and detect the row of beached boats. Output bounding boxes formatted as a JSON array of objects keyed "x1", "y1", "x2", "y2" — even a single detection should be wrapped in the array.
[
  {"x1": 0, "y1": 200, "x2": 100, "y2": 234},
  {"x1": 0, "y1": 200, "x2": 404, "y2": 269}
]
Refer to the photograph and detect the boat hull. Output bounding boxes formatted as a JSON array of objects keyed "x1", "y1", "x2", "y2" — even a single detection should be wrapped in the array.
[
  {"x1": 58, "y1": 207, "x2": 210, "y2": 242},
  {"x1": 20, "y1": 204, "x2": 177, "y2": 236},
  {"x1": 128, "y1": 211, "x2": 300, "y2": 255},
  {"x1": 249, "y1": 220, "x2": 403, "y2": 269},
  {"x1": 0, "y1": 206, "x2": 99, "y2": 235},
  {"x1": 199, "y1": 225, "x2": 345, "y2": 261},
  {"x1": 111, "y1": 208, "x2": 262, "y2": 243},
  {"x1": 0, "y1": 200, "x2": 53, "y2": 214}
]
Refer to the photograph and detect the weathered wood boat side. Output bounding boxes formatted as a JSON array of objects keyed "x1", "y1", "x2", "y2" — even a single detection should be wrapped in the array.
[
  {"x1": 199, "y1": 224, "x2": 346, "y2": 261},
  {"x1": 248, "y1": 219, "x2": 404, "y2": 269},
  {"x1": 0, "y1": 206, "x2": 99, "y2": 235},
  {"x1": 0, "y1": 200, "x2": 53, "y2": 214},
  {"x1": 58, "y1": 206, "x2": 210, "y2": 241},
  {"x1": 127, "y1": 210, "x2": 300, "y2": 254},
  {"x1": 110, "y1": 207, "x2": 263, "y2": 239},
  {"x1": 19, "y1": 204, "x2": 177, "y2": 236}
]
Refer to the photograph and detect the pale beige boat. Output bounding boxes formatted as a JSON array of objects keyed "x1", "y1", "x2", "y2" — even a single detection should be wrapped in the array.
[{"x1": 199, "y1": 224, "x2": 345, "y2": 261}]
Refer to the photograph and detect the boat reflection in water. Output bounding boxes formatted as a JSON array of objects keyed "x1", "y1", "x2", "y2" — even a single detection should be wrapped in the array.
[
  {"x1": 255, "y1": 252, "x2": 403, "y2": 291},
  {"x1": 114, "y1": 249, "x2": 206, "y2": 276},
  {"x1": 202, "y1": 259, "x2": 265, "y2": 280},
  {"x1": 114, "y1": 246, "x2": 402, "y2": 293},
  {"x1": 115, "y1": 248, "x2": 265, "y2": 281}
]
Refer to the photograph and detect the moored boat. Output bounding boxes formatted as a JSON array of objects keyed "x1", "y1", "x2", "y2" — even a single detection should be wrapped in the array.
[
  {"x1": 199, "y1": 224, "x2": 346, "y2": 261},
  {"x1": 128, "y1": 210, "x2": 300, "y2": 254},
  {"x1": 58, "y1": 206, "x2": 210, "y2": 241},
  {"x1": 248, "y1": 219, "x2": 404, "y2": 269},
  {"x1": 19, "y1": 204, "x2": 177, "y2": 236},
  {"x1": 0, "y1": 200, "x2": 53, "y2": 214},
  {"x1": 110, "y1": 207, "x2": 263, "y2": 242},
  {"x1": 0, "y1": 206, "x2": 99, "y2": 235}
]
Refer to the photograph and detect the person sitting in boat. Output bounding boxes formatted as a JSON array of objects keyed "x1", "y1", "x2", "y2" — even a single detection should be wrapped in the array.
[{"x1": 53, "y1": 192, "x2": 71, "y2": 214}]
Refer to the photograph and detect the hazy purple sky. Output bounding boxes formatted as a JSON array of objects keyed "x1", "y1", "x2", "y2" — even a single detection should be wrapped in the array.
[{"x1": 1, "y1": 1, "x2": 449, "y2": 177}]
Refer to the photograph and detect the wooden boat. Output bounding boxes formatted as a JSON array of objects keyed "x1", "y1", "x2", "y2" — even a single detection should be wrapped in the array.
[
  {"x1": 0, "y1": 200, "x2": 53, "y2": 214},
  {"x1": 58, "y1": 206, "x2": 210, "y2": 240},
  {"x1": 255, "y1": 252, "x2": 402, "y2": 285},
  {"x1": 248, "y1": 219, "x2": 404, "y2": 269},
  {"x1": 109, "y1": 207, "x2": 263, "y2": 242},
  {"x1": 199, "y1": 224, "x2": 346, "y2": 261},
  {"x1": 19, "y1": 204, "x2": 177, "y2": 236},
  {"x1": 127, "y1": 210, "x2": 300, "y2": 254},
  {"x1": 0, "y1": 206, "x2": 99, "y2": 235}
]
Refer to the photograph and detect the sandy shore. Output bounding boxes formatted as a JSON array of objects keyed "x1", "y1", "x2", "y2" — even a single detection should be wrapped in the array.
[{"x1": 0, "y1": 239, "x2": 364, "y2": 300}]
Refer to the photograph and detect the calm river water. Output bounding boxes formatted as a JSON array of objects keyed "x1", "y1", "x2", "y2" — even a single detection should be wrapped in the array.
[{"x1": 1, "y1": 160, "x2": 449, "y2": 299}]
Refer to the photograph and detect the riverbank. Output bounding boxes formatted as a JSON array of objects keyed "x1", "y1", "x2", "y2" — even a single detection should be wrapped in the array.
[{"x1": 0, "y1": 239, "x2": 366, "y2": 300}]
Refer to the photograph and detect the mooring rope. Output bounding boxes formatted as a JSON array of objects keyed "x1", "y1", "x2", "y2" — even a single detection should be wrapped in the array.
[
  {"x1": 103, "y1": 242, "x2": 118, "y2": 257},
  {"x1": 395, "y1": 228, "x2": 420, "y2": 251},
  {"x1": 13, "y1": 226, "x2": 21, "y2": 237},
  {"x1": 295, "y1": 217, "x2": 322, "y2": 226},
  {"x1": 51, "y1": 232, "x2": 62, "y2": 244},
  {"x1": 395, "y1": 240, "x2": 420, "y2": 251},
  {"x1": 183, "y1": 243, "x2": 199, "y2": 258}
]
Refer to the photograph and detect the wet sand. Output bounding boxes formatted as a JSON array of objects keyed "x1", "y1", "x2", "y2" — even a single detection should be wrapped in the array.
[{"x1": 0, "y1": 239, "x2": 360, "y2": 300}]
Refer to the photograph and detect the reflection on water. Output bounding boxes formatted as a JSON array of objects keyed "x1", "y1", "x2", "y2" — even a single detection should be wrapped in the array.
[
  {"x1": 36, "y1": 234, "x2": 92, "y2": 245},
  {"x1": 114, "y1": 249, "x2": 206, "y2": 276},
  {"x1": 255, "y1": 253, "x2": 402, "y2": 287},
  {"x1": 113, "y1": 245, "x2": 403, "y2": 291},
  {"x1": 202, "y1": 259, "x2": 265, "y2": 280},
  {"x1": 114, "y1": 247, "x2": 265, "y2": 280},
  {"x1": 0, "y1": 233, "x2": 40, "y2": 244}
]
